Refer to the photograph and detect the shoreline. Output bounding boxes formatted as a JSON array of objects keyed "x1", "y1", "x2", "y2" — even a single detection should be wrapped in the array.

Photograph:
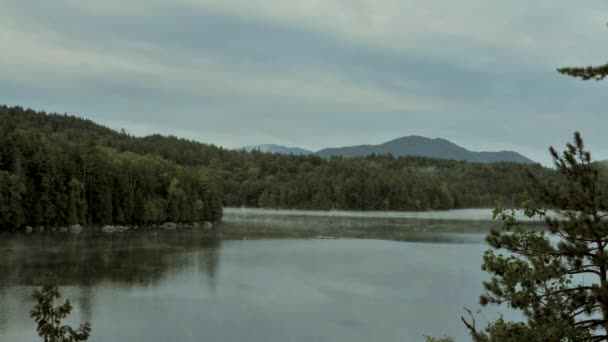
[{"x1": 7, "y1": 208, "x2": 547, "y2": 241}]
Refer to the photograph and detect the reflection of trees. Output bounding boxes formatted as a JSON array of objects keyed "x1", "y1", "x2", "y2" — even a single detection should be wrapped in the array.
[
  {"x1": 78, "y1": 286, "x2": 93, "y2": 324},
  {"x1": 0, "y1": 291, "x2": 6, "y2": 335},
  {"x1": 198, "y1": 246, "x2": 220, "y2": 292},
  {"x1": 0, "y1": 231, "x2": 221, "y2": 288},
  {"x1": 219, "y1": 214, "x2": 542, "y2": 241},
  {"x1": 0, "y1": 231, "x2": 222, "y2": 338}
]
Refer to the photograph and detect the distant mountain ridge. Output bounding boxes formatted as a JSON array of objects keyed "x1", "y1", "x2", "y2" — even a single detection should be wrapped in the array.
[
  {"x1": 318, "y1": 136, "x2": 535, "y2": 164},
  {"x1": 242, "y1": 144, "x2": 313, "y2": 156},
  {"x1": 243, "y1": 136, "x2": 535, "y2": 164}
]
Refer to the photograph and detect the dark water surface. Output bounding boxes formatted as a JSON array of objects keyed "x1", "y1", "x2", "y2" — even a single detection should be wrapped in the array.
[{"x1": 0, "y1": 210, "x2": 517, "y2": 342}]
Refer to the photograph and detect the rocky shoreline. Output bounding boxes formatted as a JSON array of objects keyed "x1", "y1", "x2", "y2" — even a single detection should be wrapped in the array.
[{"x1": 21, "y1": 221, "x2": 216, "y2": 234}]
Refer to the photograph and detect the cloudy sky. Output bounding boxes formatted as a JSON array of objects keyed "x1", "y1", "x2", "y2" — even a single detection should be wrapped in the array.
[{"x1": 1, "y1": 0, "x2": 607, "y2": 164}]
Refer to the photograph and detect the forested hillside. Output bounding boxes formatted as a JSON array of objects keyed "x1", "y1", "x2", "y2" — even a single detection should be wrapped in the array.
[
  {"x1": 0, "y1": 105, "x2": 554, "y2": 231},
  {"x1": 224, "y1": 152, "x2": 547, "y2": 210},
  {"x1": 0, "y1": 106, "x2": 223, "y2": 231}
]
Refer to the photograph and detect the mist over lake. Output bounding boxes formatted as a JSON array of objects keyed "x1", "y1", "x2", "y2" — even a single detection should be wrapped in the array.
[{"x1": 0, "y1": 209, "x2": 519, "y2": 342}]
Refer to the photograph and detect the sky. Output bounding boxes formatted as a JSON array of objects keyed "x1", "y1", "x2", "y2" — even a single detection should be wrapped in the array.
[{"x1": 1, "y1": 0, "x2": 607, "y2": 165}]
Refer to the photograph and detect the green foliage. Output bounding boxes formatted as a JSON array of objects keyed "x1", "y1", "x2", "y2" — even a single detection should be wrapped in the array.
[
  {"x1": 67, "y1": 179, "x2": 85, "y2": 225},
  {"x1": 558, "y1": 64, "x2": 608, "y2": 81},
  {"x1": 465, "y1": 313, "x2": 587, "y2": 342},
  {"x1": 466, "y1": 133, "x2": 608, "y2": 341},
  {"x1": 558, "y1": 24, "x2": 608, "y2": 82},
  {"x1": 0, "y1": 104, "x2": 555, "y2": 231},
  {"x1": 31, "y1": 274, "x2": 91, "y2": 342},
  {"x1": 0, "y1": 171, "x2": 26, "y2": 228},
  {"x1": 219, "y1": 152, "x2": 548, "y2": 211},
  {"x1": 0, "y1": 106, "x2": 223, "y2": 231}
]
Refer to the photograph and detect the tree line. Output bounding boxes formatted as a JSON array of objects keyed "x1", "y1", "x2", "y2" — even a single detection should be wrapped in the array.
[
  {"x1": 0, "y1": 106, "x2": 552, "y2": 224},
  {"x1": 221, "y1": 151, "x2": 550, "y2": 211},
  {"x1": 0, "y1": 104, "x2": 555, "y2": 231},
  {"x1": 0, "y1": 112, "x2": 222, "y2": 231}
]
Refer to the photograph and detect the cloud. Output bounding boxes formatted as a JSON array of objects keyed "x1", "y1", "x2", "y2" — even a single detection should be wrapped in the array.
[{"x1": 1, "y1": 0, "x2": 607, "y2": 165}]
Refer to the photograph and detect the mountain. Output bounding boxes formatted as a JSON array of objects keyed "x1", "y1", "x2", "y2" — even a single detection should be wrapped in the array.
[
  {"x1": 242, "y1": 144, "x2": 313, "y2": 155},
  {"x1": 316, "y1": 135, "x2": 535, "y2": 164}
]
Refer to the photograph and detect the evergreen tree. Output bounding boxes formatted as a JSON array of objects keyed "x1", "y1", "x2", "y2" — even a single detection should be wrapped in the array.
[
  {"x1": 559, "y1": 63, "x2": 608, "y2": 80},
  {"x1": 8, "y1": 173, "x2": 26, "y2": 228},
  {"x1": 558, "y1": 25, "x2": 608, "y2": 81},
  {"x1": 463, "y1": 22, "x2": 608, "y2": 341},
  {"x1": 465, "y1": 133, "x2": 608, "y2": 341},
  {"x1": 66, "y1": 179, "x2": 81, "y2": 225}
]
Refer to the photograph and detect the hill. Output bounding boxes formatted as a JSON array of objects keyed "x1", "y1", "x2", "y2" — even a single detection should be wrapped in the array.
[
  {"x1": 0, "y1": 105, "x2": 224, "y2": 231},
  {"x1": 316, "y1": 135, "x2": 535, "y2": 164}
]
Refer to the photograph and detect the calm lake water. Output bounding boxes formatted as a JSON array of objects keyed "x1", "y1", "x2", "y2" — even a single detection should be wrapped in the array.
[{"x1": 0, "y1": 209, "x2": 518, "y2": 342}]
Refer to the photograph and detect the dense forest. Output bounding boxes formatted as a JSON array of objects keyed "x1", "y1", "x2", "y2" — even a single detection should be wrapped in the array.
[
  {"x1": 0, "y1": 107, "x2": 223, "y2": 231},
  {"x1": 0, "y1": 105, "x2": 553, "y2": 230}
]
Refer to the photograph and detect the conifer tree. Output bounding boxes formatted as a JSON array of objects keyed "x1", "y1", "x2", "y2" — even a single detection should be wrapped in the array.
[
  {"x1": 463, "y1": 22, "x2": 608, "y2": 341},
  {"x1": 558, "y1": 26, "x2": 608, "y2": 80},
  {"x1": 558, "y1": 64, "x2": 608, "y2": 81},
  {"x1": 465, "y1": 133, "x2": 608, "y2": 341}
]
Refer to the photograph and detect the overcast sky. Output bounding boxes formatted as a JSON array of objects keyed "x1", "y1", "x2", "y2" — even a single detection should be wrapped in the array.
[{"x1": 1, "y1": 0, "x2": 607, "y2": 164}]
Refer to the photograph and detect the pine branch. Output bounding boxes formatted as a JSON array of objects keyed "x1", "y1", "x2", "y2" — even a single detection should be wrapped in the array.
[{"x1": 558, "y1": 63, "x2": 608, "y2": 81}]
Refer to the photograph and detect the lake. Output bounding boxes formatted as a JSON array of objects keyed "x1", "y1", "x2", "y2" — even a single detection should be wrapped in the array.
[{"x1": 0, "y1": 208, "x2": 518, "y2": 342}]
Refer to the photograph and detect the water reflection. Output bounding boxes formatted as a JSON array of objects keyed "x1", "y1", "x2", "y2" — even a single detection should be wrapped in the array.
[
  {"x1": 78, "y1": 286, "x2": 94, "y2": 324},
  {"x1": 220, "y1": 216, "x2": 499, "y2": 241},
  {"x1": 0, "y1": 230, "x2": 221, "y2": 287},
  {"x1": 0, "y1": 210, "x2": 517, "y2": 341},
  {"x1": 0, "y1": 230, "x2": 222, "y2": 341},
  {"x1": 220, "y1": 208, "x2": 545, "y2": 242},
  {"x1": 224, "y1": 207, "x2": 555, "y2": 221},
  {"x1": 0, "y1": 221, "x2": 486, "y2": 293},
  {"x1": 0, "y1": 297, "x2": 6, "y2": 337}
]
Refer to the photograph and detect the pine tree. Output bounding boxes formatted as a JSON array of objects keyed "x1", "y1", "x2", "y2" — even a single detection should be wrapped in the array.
[
  {"x1": 67, "y1": 179, "x2": 85, "y2": 225},
  {"x1": 462, "y1": 22, "x2": 608, "y2": 341},
  {"x1": 558, "y1": 64, "x2": 608, "y2": 81},
  {"x1": 558, "y1": 26, "x2": 608, "y2": 81},
  {"x1": 7, "y1": 174, "x2": 26, "y2": 228},
  {"x1": 465, "y1": 133, "x2": 608, "y2": 341}
]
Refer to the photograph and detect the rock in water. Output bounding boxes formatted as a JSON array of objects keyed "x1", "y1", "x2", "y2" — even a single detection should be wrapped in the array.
[
  {"x1": 113, "y1": 225, "x2": 128, "y2": 232},
  {"x1": 203, "y1": 221, "x2": 213, "y2": 229},
  {"x1": 25, "y1": 226, "x2": 33, "y2": 233},
  {"x1": 69, "y1": 224, "x2": 83, "y2": 233},
  {"x1": 161, "y1": 222, "x2": 178, "y2": 230},
  {"x1": 101, "y1": 225, "x2": 116, "y2": 233}
]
